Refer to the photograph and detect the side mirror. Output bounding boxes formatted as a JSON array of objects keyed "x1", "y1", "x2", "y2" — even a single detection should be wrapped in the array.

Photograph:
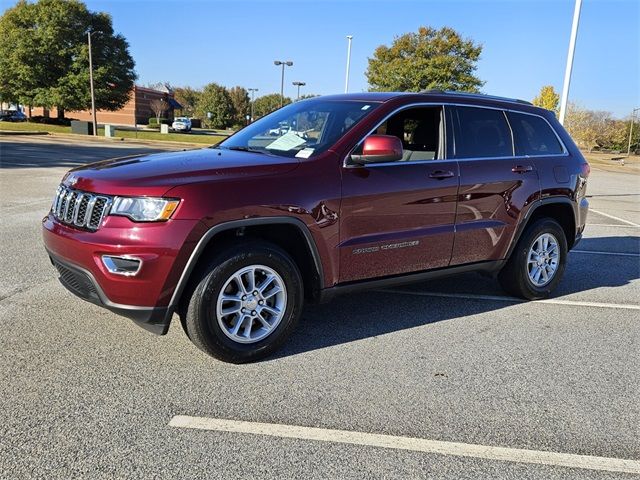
[{"x1": 351, "y1": 134, "x2": 403, "y2": 164}]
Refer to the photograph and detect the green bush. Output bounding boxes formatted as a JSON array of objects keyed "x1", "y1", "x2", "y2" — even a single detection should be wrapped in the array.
[{"x1": 148, "y1": 117, "x2": 170, "y2": 127}]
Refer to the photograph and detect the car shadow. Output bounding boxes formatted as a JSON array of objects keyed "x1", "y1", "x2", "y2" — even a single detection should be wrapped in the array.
[{"x1": 272, "y1": 235, "x2": 639, "y2": 359}]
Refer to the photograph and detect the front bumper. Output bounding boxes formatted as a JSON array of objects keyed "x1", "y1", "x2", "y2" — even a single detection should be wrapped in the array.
[
  {"x1": 42, "y1": 214, "x2": 204, "y2": 335},
  {"x1": 47, "y1": 251, "x2": 170, "y2": 334}
]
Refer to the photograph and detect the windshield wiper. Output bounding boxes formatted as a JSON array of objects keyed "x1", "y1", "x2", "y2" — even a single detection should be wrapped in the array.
[{"x1": 222, "y1": 146, "x2": 265, "y2": 154}]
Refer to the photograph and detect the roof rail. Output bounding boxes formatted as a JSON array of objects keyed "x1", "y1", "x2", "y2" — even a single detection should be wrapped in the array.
[{"x1": 420, "y1": 89, "x2": 533, "y2": 106}]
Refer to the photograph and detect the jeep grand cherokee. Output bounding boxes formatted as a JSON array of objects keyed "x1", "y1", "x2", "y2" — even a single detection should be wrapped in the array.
[{"x1": 43, "y1": 91, "x2": 589, "y2": 363}]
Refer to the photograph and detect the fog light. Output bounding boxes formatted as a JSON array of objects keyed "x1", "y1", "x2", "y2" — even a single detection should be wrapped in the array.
[{"x1": 102, "y1": 255, "x2": 142, "y2": 276}]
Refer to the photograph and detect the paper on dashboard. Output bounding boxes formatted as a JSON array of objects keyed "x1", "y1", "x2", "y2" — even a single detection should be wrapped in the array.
[{"x1": 267, "y1": 132, "x2": 307, "y2": 151}]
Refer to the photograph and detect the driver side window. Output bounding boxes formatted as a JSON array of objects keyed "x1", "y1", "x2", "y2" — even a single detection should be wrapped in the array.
[{"x1": 373, "y1": 106, "x2": 444, "y2": 162}]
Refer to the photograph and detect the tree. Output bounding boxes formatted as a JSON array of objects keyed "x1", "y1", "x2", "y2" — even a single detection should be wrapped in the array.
[
  {"x1": 253, "y1": 93, "x2": 291, "y2": 118},
  {"x1": 149, "y1": 98, "x2": 169, "y2": 124},
  {"x1": 564, "y1": 103, "x2": 611, "y2": 152},
  {"x1": 173, "y1": 86, "x2": 200, "y2": 117},
  {"x1": 195, "y1": 83, "x2": 233, "y2": 129},
  {"x1": 0, "y1": 0, "x2": 136, "y2": 118},
  {"x1": 532, "y1": 85, "x2": 560, "y2": 113},
  {"x1": 366, "y1": 26, "x2": 484, "y2": 93},
  {"x1": 228, "y1": 86, "x2": 250, "y2": 126}
]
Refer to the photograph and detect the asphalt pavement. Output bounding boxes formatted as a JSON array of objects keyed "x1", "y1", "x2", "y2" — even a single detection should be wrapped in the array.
[{"x1": 0, "y1": 136, "x2": 638, "y2": 479}]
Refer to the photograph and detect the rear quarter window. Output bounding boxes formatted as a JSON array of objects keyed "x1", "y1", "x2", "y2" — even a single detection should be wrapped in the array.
[
  {"x1": 508, "y1": 112, "x2": 564, "y2": 156},
  {"x1": 454, "y1": 106, "x2": 513, "y2": 158}
]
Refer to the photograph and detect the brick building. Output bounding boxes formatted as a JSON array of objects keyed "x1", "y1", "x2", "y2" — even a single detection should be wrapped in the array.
[{"x1": 30, "y1": 85, "x2": 181, "y2": 127}]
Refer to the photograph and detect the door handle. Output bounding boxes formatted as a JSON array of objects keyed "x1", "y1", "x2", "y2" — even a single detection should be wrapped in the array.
[
  {"x1": 428, "y1": 170, "x2": 455, "y2": 179},
  {"x1": 512, "y1": 165, "x2": 534, "y2": 173}
]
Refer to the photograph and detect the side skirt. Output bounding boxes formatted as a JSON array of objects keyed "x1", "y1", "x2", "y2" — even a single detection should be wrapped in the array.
[{"x1": 316, "y1": 260, "x2": 505, "y2": 303}]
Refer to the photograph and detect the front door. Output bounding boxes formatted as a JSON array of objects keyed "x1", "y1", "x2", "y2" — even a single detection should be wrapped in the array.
[{"x1": 339, "y1": 106, "x2": 459, "y2": 283}]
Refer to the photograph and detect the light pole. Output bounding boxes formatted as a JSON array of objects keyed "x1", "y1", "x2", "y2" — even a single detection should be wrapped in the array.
[
  {"x1": 292, "y1": 81, "x2": 306, "y2": 100},
  {"x1": 627, "y1": 107, "x2": 640, "y2": 157},
  {"x1": 87, "y1": 31, "x2": 98, "y2": 136},
  {"x1": 274, "y1": 60, "x2": 293, "y2": 107},
  {"x1": 559, "y1": 0, "x2": 582, "y2": 125},
  {"x1": 248, "y1": 87, "x2": 258, "y2": 122},
  {"x1": 345, "y1": 35, "x2": 353, "y2": 93}
]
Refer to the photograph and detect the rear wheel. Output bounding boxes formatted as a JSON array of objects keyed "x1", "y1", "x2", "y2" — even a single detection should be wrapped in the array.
[
  {"x1": 498, "y1": 218, "x2": 568, "y2": 300},
  {"x1": 183, "y1": 242, "x2": 303, "y2": 363}
]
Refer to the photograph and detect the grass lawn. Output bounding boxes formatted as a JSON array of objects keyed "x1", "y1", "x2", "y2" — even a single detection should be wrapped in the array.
[{"x1": 0, "y1": 121, "x2": 227, "y2": 145}]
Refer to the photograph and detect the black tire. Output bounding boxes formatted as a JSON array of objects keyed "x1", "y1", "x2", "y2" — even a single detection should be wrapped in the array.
[
  {"x1": 183, "y1": 241, "x2": 303, "y2": 363},
  {"x1": 498, "y1": 218, "x2": 568, "y2": 300}
]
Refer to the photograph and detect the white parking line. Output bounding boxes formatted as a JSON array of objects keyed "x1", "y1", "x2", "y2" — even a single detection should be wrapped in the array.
[
  {"x1": 572, "y1": 250, "x2": 640, "y2": 257},
  {"x1": 169, "y1": 416, "x2": 640, "y2": 475},
  {"x1": 379, "y1": 290, "x2": 640, "y2": 311},
  {"x1": 588, "y1": 223, "x2": 640, "y2": 228},
  {"x1": 589, "y1": 209, "x2": 640, "y2": 227}
]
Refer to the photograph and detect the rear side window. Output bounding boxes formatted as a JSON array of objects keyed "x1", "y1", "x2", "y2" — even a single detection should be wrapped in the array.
[
  {"x1": 508, "y1": 112, "x2": 564, "y2": 156},
  {"x1": 454, "y1": 107, "x2": 513, "y2": 158}
]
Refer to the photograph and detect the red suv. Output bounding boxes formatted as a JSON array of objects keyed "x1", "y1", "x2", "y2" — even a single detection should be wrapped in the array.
[{"x1": 43, "y1": 91, "x2": 589, "y2": 362}]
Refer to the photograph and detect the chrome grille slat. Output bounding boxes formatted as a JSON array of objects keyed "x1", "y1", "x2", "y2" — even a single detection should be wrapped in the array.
[
  {"x1": 51, "y1": 185, "x2": 112, "y2": 231},
  {"x1": 72, "y1": 193, "x2": 85, "y2": 224}
]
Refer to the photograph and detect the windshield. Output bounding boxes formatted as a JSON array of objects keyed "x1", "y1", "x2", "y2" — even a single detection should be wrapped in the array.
[
  {"x1": 175, "y1": 117, "x2": 189, "y2": 122},
  {"x1": 218, "y1": 99, "x2": 380, "y2": 158}
]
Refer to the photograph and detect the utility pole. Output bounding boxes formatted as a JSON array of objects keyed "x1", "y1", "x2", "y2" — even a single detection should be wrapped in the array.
[
  {"x1": 274, "y1": 60, "x2": 293, "y2": 107},
  {"x1": 627, "y1": 107, "x2": 640, "y2": 156},
  {"x1": 248, "y1": 88, "x2": 258, "y2": 122},
  {"x1": 345, "y1": 35, "x2": 353, "y2": 93},
  {"x1": 87, "y1": 31, "x2": 98, "y2": 136},
  {"x1": 292, "y1": 81, "x2": 306, "y2": 100},
  {"x1": 559, "y1": 0, "x2": 582, "y2": 125}
]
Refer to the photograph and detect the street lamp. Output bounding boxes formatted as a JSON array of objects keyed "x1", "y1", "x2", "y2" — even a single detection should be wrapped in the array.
[
  {"x1": 292, "y1": 81, "x2": 306, "y2": 100},
  {"x1": 627, "y1": 107, "x2": 640, "y2": 157},
  {"x1": 274, "y1": 60, "x2": 293, "y2": 107},
  {"x1": 345, "y1": 35, "x2": 353, "y2": 93},
  {"x1": 87, "y1": 31, "x2": 98, "y2": 136},
  {"x1": 559, "y1": 0, "x2": 582, "y2": 125},
  {"x1": 248, "y1": 87, "x2": 258, "y2": 122}
]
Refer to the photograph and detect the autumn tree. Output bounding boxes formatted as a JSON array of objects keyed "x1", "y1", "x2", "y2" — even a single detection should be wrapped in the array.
[
  {"x1": 228, "y1": 86, "x2": 250, "y2": 126},
  {"x1": 0, "y1": 0, "x2": 136, "y2": 118},
  {"x1": 253, "y1": 93, "x2": 291, "y2": 118},
  {"x1": 173, "y1": 86, "x2": 200, "y2": 117},
  {"x1": 366, "y1": 26, "x2": 484, "y2": 93},
  {"x1": 195, "y1": 83, "x2": 234, "y2": 129},
  {"x1": 532, "y1": 85, "x2": 560, "y2": 113}
]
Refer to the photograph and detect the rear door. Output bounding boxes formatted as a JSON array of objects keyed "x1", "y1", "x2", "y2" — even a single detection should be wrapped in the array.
[
  {"x1": 450, "y1": 105, "x2": 540, "y2": 265},
  {"x1": 339, "y1": 105, "x2": 459, "y2": 283}
]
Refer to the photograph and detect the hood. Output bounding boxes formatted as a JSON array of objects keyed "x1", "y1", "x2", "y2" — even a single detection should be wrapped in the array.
[{"x1": 62, "y1": 148, "x2": 299, "y2": 196}]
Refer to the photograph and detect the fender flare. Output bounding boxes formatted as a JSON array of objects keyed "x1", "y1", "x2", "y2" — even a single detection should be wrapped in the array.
[
  {"x1": 166, "y1": 216, "x2": 324, "y2": 315},
  {"x1": 505, "y1": 197, "x2": 578, "y2": 260}
]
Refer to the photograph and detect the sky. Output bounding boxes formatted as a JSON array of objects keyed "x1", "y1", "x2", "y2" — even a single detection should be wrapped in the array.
[{"x1": 6, "y1": 0, "x2": 640, "y2": 117}]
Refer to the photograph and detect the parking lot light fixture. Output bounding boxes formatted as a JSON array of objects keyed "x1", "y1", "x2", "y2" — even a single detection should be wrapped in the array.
[
  {"x1": 292, "y1": 81, "x2": 306, "y2": 100},
  {"x1": 87, "y1": 31, "x2": 98, "y2": 136},
  {"x1": 274, "y1": 60, "x2": 293, "y2": 107},
  {"x1": 627, "y1": 107, "x2": 640, "y2": 157},
  {"x1": 345, "y1": 35, "x2": 353, "y2": 93},
  {"x1": 248, "y1": 88, "x2": 258, "y2": 122}
]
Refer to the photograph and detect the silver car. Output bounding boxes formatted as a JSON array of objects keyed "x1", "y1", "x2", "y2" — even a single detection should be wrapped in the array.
[{"x1": 172, "y1": 117, "x2": 192, "y2": 132}]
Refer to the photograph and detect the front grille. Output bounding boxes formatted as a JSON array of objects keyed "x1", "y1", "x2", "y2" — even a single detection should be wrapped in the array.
[
  {"x1": 51, "y1": 257, "x2": 101, "y2": 304},
  {"x1": 51, "y1": 185, "x2": 112, "y2": 231}
]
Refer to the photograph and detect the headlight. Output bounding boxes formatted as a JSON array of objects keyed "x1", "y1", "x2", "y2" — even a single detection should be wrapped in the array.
[{"x1": 110, "y1": 197, "x2": 180, "y2": 222}]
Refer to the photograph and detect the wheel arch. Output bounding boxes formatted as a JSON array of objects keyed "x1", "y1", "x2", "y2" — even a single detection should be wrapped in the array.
[
  {"x1": 169, "y1": 217, "x2": 324, "y2": 319},
  {"x1": 506, "y1": 198, "x2": 578, "y2": 259}
]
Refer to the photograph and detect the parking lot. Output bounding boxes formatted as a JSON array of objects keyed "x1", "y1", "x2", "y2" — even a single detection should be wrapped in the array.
[{"x1": 0, "y1": 136, "x2": 638, "y2": 479}]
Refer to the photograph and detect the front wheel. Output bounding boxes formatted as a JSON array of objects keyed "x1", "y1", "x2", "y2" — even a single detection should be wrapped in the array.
[
  {"x1": 183, "y1": 242, "x2": 303, "y2": 363},
  {"x1": 498, "y1": 218, "x2": 568, "y2": 300}
]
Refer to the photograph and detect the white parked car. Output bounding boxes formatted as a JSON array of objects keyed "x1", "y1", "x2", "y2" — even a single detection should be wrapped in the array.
[{"x1": 172, "y1": 117, "x2": 192, "y2": 132}]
